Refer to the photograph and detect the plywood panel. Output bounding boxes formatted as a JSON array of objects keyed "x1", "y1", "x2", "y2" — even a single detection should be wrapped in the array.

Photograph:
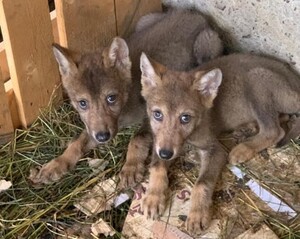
[
  {"x1": 115, "y1": 0, "x2": 162, "y2": 37},
  {"x1": 0, "y1": 68, "x2": 13, "y2": 137},
  {"x1": 0, "y1": 0, "x2": 61, "y2": 127},
  {"x1": 55, "y1": 0, "x2": 116, "y2": 53}
]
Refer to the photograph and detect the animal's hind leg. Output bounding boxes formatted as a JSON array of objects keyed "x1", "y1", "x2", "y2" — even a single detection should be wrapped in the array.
[
  {"x1": 229, "y1": 114, "x2": 285, "y2": 165},
  {"x1": 135, "y1": 13, "x2": 165, "y2": 32},
  {"x1": 193, "y1": 28, "x2": 223, "y2": 65}
]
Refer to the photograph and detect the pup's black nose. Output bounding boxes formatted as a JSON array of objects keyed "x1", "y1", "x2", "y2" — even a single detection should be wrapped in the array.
[
  {"x1": 95, "y1": 131, "x2": 111, "y2": 142},
  {"x1": 159, "y1": 149, "x2": 174, "y2": 160}
]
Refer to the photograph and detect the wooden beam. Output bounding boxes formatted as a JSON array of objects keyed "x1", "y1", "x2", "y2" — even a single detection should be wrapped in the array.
[
  {"x1": 0, "y1": 0, "x2": 61, "y2": 127},
  {"x1": 115, "y1": 0, "x2": 162, "y2": 38},
  {"x1": 55, "y1": 0, "x2": 116, "y2": 53},
  {"x1": 0, "y1": 68, "x2": 13, "y2": 140}
]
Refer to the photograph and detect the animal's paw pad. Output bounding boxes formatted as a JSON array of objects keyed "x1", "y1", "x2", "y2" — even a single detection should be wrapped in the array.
[{"x1": 232, "y1": 122, "x2": 258, "y2": 142}]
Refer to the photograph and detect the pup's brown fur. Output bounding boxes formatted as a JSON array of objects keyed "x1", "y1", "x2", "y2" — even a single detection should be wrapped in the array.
[
  {"x1": 140, "y1": 53, "x2": 300, "y2": 234},
  {"x1": 29, "y1": 9, "x2": 223, "y2": 184}
]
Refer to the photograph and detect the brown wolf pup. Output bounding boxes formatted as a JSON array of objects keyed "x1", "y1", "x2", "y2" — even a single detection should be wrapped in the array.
[
  {"x1": 29, "y1": 9, "x2": 223, "y2": 185},
  {"x1": 139, "y1": 53, "x2": 300, "y2": 234}
]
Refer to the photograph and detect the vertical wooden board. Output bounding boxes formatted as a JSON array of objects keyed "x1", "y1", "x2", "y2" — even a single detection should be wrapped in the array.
[
  {"x1": 0, "y1": 42, "x2": 10, "y2": 83},
  {"x1": 0, "y1": 0, "x2": 61, "y2": 127},
  {"x1": 7, "y1": 89, "x2": 21, "y2": 129},
  {"x1": 5, "y1": 80, "x2": 21, "y2": 129},
  {"x1": 0, "y1": 68, "x2": 13, "y2": 137},
  {"x1": 0, "y1": 11, "x2": 59, "y2": 84},
  {"x1": 55, "y1": 0, "x2": 116, "y2": 53},
  {"x1": 50, "y1": 10, "x2": 60, "y2": 43},
  {"x1": 115, "y1": 0, "x2": 162, "y2": 37}
]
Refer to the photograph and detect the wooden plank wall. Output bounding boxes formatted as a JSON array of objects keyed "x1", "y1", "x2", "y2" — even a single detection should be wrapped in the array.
[
  {"x1": 55, "y1": 0, "x2": 117, "y2": 53},
  {"x1": 0, "y1": 42, "x2": 9, "y2": 83},
  {"x1": 0, "y1": 0, "x2": 162, "y2": 140},
  {"x1": 55, "y1": 0, "x2": 161, "y2": 52},
  {"x1": 116, "y1": 0, "x2": 162, "y2": 37},
  {"x1": 0, "y1": 0, "x2": 61, "y2": 127},
  {"x1": 0, "y1": 68, "x2": 13, "y2": 143}
]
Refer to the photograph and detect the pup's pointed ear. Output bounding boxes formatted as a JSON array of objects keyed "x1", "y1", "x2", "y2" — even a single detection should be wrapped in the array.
[
  {"x1": 52, "y1": 43, "x2": 78, "y2": 78},
  {"x1": 103, "y1": 37, "x2": 131, "y2": 72},
  {"x1": 140, "y1": 52, "x2": 164, "y2": 89},
  {"x1": 193, "y1": 68, "x2": 222, "y2": 108}
]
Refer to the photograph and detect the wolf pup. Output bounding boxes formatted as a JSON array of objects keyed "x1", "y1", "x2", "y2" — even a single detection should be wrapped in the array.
[
  {"x1": 29, "y1": 9, "x2": 223, "y2": 185},
  {"x1": 139, "y1": 53, "x2": 300, "y2": 234}
]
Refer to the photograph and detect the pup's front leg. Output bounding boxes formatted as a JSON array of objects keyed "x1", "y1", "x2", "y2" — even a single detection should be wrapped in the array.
[
  {"x1": 142, "y1": 157, "x2": 170, "y2": 220},
  {"x1": 187, "y1": 143, "x2": 227, "y2": 234},
  {"x1": 30, "y1": 130, "x2": 97, "y2": 184},
  {"x1": 119, "y1": 120, "x2": 153, "y2": 188}
]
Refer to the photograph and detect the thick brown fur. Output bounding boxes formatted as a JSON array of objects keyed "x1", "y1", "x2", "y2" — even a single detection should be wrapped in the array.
[
  {"x1": 29, "y1": 9, "x2": 223, "y2": 185},
  {"x1": 200, "y1": 54, "x2": 300, "y2": 163},
  {"x1": 140, "y1": 53, "x2": 300, "y2": 234}
]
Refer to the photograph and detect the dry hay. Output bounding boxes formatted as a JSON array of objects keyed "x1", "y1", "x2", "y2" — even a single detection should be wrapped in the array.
[
  {"x1": 0, "y1": 95, "x2": 299, "y2": 238},
  {"x1": 0, "y1": 97, "x2": 136, "y2": 239}
]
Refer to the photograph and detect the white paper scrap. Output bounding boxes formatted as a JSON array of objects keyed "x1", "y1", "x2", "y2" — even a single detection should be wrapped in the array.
[
  {"x1": 87, "y1": 158, "x2": 109, "y2": 173},
  {"x1": 229, "y1": 165, "x2": 297, "y2": 219},
  {"x1": 0, "y1": 180, "x2": 12, "y2": 193},
  {"x1": 74, "y1": 177, "x2": 117, "y2": 216},
  {"x1": 113, "y1": 192, "x2": 130, "y2": 208},
  {"x1": 235, "y1": 223, "x2": 278, "y2": 239},
  {"x1": 91, "y1": 218, "x2": 115, "y2": 237}
]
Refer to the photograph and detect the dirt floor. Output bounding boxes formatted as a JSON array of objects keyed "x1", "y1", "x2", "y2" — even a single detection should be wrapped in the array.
[{"x1": 0, "y1": 100, "x2": 299, "y2": 239}]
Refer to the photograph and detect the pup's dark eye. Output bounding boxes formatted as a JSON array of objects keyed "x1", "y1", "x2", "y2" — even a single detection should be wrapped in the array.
[
  {"x1": 107, "y1": 94, "x2": 117, "y2": 104},
  {"x1": 180, "y1": 114, "x2": 191, "y2": 124},
  {"x1": 153, "y1": 110, "x2": 163, "y2": 121},
  {"x1": 78, "y1": 100, "x2": 88, "y2": 110}
]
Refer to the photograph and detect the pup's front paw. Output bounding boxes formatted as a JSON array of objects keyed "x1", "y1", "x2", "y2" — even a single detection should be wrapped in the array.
[
  {"x1": 29, "y1": 157, "x2": 71, "y2": 184},
  {"x1": 141, "y1": 190, "x2": 166, "y2": 220},
  {"x1": 119, "y1": 160, "x2": 144, "y2": 189},
  {"x1": 229, "y1": 143, "x2": 256, "y2": 165},
  {"x1": 187, "y1": 204, "x2": 211, "y2": 234}
]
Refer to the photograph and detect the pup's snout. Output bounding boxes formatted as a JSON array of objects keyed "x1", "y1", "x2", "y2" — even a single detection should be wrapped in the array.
[
  {"x1": 95, "y1": 131, "x2": 111, "y2": 143},
  {"x1": 159, "y1": 149, "x2": 174, "y2": 160}
]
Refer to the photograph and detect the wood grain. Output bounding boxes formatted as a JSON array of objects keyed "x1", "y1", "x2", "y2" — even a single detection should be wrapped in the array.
[
  {"x1": 0, "y1": 68, "x2": 13, "y2": 138},
  {"x1": 0, "y1": 0, "x2": 61, "y2": 127},
  {"x1": 0, "y1": 42, "x2": 9, "y2": 83},
  {"x1": 55, "y1": 0, "x2": 116, "y2": 53}
]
